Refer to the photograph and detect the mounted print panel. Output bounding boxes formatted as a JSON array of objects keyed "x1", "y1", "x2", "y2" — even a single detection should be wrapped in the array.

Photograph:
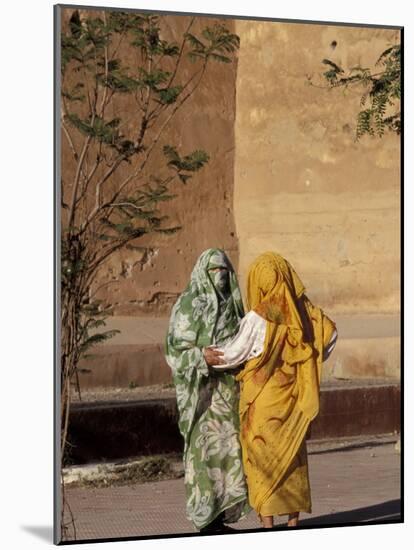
[{"x1": 54, "y1": 3, "x2": 402, "y2": 545}]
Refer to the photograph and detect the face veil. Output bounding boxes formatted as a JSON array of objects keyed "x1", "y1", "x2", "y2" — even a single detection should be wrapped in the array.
[{"x1": 207, "y1": 250, "x2": 231, "y2": 299}]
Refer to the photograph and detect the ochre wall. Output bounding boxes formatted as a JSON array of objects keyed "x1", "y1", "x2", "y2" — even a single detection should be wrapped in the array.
[
  {"x1": 61, "y1": 8, "x2": 239, "y2": 317},
  {"x1": 62, "y1": 10, "x2": 401, "y2": 385},
  {"x1": 62, "y1": 10, "x2": 400, "y2": 317},
  {"x1": 233, "y1": 21, "x2": 400, "y2": 315}
]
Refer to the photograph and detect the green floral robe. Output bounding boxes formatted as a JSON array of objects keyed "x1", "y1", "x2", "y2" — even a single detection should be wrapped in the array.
[{"x1": 165, "y1": 248, "x2": 251, "y2": 530}]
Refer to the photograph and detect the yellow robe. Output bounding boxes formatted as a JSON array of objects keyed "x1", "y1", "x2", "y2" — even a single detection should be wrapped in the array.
[{"x1": 235, "y1": 252, "x2": 336, "y2": 516}]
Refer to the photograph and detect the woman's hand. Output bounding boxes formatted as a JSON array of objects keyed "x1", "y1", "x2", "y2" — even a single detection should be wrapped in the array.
[{"x1": 203, "y1": 346, "x2": 226, "y2": 366}]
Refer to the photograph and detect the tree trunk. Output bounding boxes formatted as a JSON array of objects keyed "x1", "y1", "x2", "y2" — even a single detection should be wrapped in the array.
[{"x1": 60, "y1": 286, "x2": 81, "y2": 540}]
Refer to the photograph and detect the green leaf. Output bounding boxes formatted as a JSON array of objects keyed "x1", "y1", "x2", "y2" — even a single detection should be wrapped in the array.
[
  {"x1": 66, "y1": 113, "x2": 122, "y2": 145},
  {"x1": 376, "y1": 45, "x2": 398, "y2": 66},
  {"x1": 154, "y1": 226, "x2": 181, "y2": 235},
  {"x1": 62, "y1": 83, "x2": 86, "y2": 102},
  {"x1": 69, "y1": 11, "x2": 83, "y2": 38},
  {"x1": 180, "y1": 150, "x2": 210, "y2": 171},
  {"x1": 163, "y1": 145, "x2": 181, "y2": 164},
  {"x1": 209, "y1": 53, "x2": 232, "y2": 63},
  {"x1": 161, "y1": 41, "x2": 180, "y2": 57},
  {"x1": 108, "y1": 11, "x2": 146, "y2": 33},
  {"x1": 163, "y1": 146, "x2": 209, "y2": 172},
  {"x1": 185, "y1": 33, "x2": 205, "y2": 51},
  {"x1": 98, "y1": 70, "x2": 143, "y2": 93},
  {"x1": 178, "y1": 174, "x2": 192, "y2": 184},
  {"x1": 323, "y1": 69, "x2": 339, "y2": 82},
  {"x1": 188, "y1": 52, "x2": 205, "y2": 63},
  {"x1": 139, "y1": 68, "x2": 171, "y2": 88},
  {"x1": 322, "y1": 59, "x2": 344, "y2": 73},
  {"x1": 79, "y1": 329, "x2": 121, "y2": 353},
  {"x1": 155, "y1": 85, "x2": 183, "y2": 105}
]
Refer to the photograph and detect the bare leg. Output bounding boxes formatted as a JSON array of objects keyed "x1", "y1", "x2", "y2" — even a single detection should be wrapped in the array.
[
  {"x1": 261, "y1": 515, "x2": 274, "y2": 528},
  {"x1": 287, "y1": 512, "x2": 299, "y2": 527}
]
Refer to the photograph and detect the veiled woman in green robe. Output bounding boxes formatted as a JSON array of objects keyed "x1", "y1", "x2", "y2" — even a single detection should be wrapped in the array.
[{"x1": 165, "y1": 248, "x2": 251, "y2": 532}]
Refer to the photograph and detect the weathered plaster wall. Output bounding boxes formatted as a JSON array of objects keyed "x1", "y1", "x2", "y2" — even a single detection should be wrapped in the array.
[
  {"x1": 61, "y1": 8, "x2": 239, "y2": 316},
  {"x1": 233, "y1": 21, "x2": 400, "y2": 315},
  {"x1": 62, "y1": 10, "x2": 401, "y2": 385}
]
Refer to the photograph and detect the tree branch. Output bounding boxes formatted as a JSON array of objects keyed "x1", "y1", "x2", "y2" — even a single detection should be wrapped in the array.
[
  {"x1": 84, "y1": 235, "x2": 139, "y2": 288},
  {"x1": 61, "y1": 117, "x2": 79, "y2": 162},
  {"x1": 68, "y1": 130, "x2": 94, "y2": 229},
  {"x1": 163, "y1": 16, "x2": 195, "y2": 87},
  {"x1": 141, "y1": 59, "x2": 208, "y2": 173},
  {"x1": 88, "y1": 279, "x2": 120, "y2": 302},
  {"x1": 86, "y1": 60, "x2": 208, "y2": 228},
  {"x1": 99, "y1": 11, "x2": 110, "y2": 119},
  {"x1": 315, "y1": 69, "x2": 395, "y2": 90}
]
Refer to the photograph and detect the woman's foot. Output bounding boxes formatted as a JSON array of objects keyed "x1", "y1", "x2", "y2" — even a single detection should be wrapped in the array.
[
  {"x1": 199, "y1": 512, "x2": 233, "y2": 534},
  {"x1": 287, "y1": 512, "x2": 299, "y2": 527},
  {"x1": 261, "y1": 514, "x2": 274, "y2": 529}
]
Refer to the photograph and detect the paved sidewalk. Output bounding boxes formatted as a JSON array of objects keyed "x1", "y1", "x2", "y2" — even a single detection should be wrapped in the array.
[{"x1": 63, "y1": 442, "x2": 401, "y2": 542}]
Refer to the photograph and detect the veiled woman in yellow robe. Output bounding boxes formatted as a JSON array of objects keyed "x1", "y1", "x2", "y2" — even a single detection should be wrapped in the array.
[{"x1": 234, "y1": 252, "x2": 337, "y2": 527}]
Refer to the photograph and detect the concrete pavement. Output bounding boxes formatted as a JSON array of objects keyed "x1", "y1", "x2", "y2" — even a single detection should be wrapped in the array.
[{"x1": 61, "y1": 441, "x2": 401, "y2": 542}]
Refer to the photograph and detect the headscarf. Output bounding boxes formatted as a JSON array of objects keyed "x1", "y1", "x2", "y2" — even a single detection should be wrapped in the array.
[
  {"x1": 237, "y1": 250, "x2": 337, "y2": 424},
  {"x1": 165, "y1": 248, "x2": 244, "y2": 450},
  {"x1": 246, "y1": 251, "x2": 305, "y2": 312}
]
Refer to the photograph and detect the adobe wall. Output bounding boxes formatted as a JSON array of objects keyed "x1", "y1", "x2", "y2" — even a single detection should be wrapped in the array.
[
  {"x1": 61, "y1": 10, "x2": 401, "y2": 384},
  {"x1": 60, "y1": 8, "x2": 239, "y2": 316},
  {"x1": 233, "y1": 21, "x2": 400, "y2": 315}
]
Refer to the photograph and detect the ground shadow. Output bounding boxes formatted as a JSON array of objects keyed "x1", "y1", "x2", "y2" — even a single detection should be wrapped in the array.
[
  {"x1": 20, "y1": 525, "x2": 54, "y2": 543},
  {"x1": 285, "y1": 499, "x2": 401, "y2": 527},
  {"x1": 231, "y1": 500, "x2": 401, "y2": 535}
]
